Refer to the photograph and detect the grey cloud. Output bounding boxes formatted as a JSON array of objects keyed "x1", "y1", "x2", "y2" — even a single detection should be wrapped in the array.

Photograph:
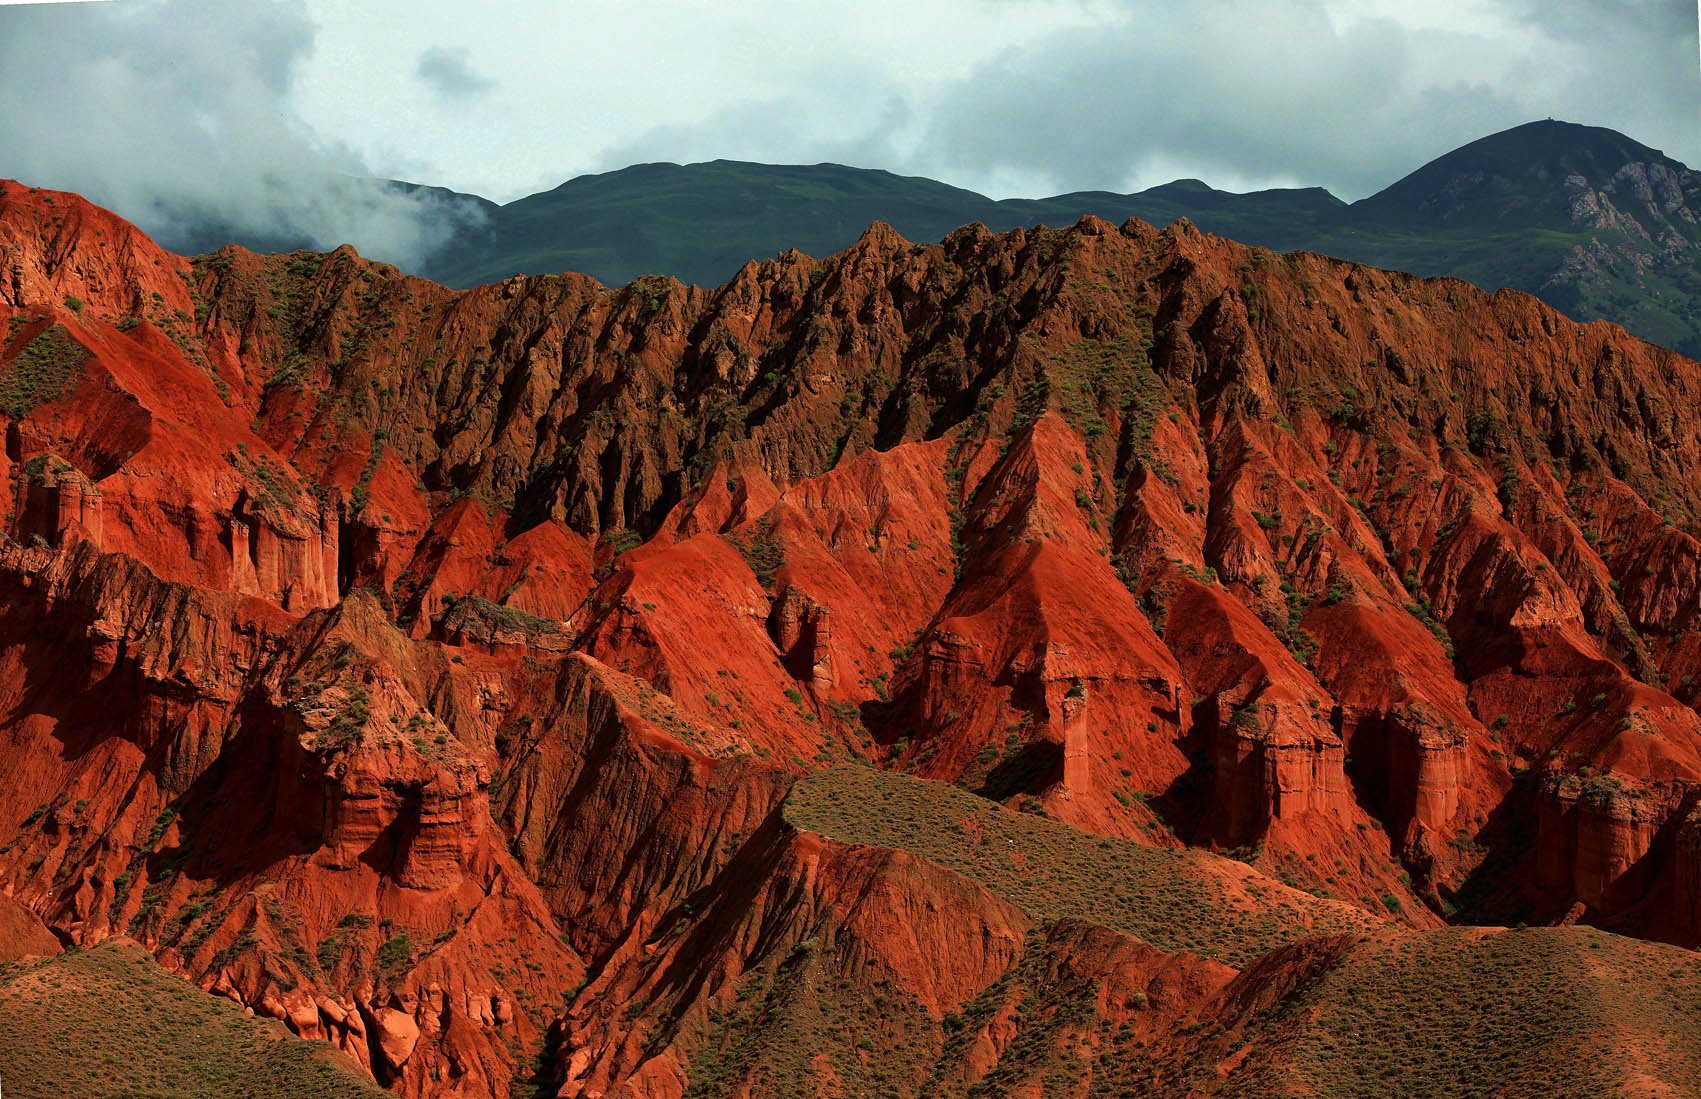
[
  {"x1": 583, "y1": 0, "x2": 1699, "y2": 202},
  {"x1": 417, "y1": 45, "x2": 497, "y2": 100},
  {"x1": 1491, "y1": 0, "x2": 1700, "y2": 161},
  {"x1": 907, "y1": 2, "x2": 1587, "y2": 199},
  {"x1": 0, "y1": 0, "x2": 482, "y2": 268},
  {"x1": 592, "y1": 81, "x2": 917, "y2": 177},
  {"x1": 1509, "y1": 0, "x2": 1695, "y2": 39}
]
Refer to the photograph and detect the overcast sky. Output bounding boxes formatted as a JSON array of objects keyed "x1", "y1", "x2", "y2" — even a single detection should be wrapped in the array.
[{"x1": 0, "y1": 0, "x2": 1696, "y2": 265}]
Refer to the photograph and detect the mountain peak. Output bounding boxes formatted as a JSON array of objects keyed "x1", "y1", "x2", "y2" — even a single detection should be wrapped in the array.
[{"x1": 1355, "y1": 118, "x2": 1695, "y2": 226}]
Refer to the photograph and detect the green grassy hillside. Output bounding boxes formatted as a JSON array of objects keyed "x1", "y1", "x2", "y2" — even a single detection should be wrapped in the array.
[
  {"x1": 426, "y1": 160, "x2": 1015, "y2": 290},
  {"x1": 772, "y1": 770, "x2": 1701, "y2": 1099},
  {"x1": 0, "y1": 941, "x2": 386, "y2": 1099},
  {"x1": 784, "y1": 766, "x2": 1374, "y2": 968},
  {"x1": 1150, "y1": 925, "x2": 1701, "y2": 1099}
]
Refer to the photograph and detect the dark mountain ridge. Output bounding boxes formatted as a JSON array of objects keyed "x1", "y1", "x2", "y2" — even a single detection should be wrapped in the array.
[
  {"x1": 1356, "y1": 120, "x2": 1689, "y2": 226},
  {"x1": 407, "y1": 120, "x2": 1701, "y2": 356}
]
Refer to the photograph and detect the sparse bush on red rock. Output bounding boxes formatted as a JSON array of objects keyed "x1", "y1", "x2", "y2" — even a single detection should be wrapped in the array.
[{"x1": 5, "y1": 176, "x2": 1701, "y2": 1096}]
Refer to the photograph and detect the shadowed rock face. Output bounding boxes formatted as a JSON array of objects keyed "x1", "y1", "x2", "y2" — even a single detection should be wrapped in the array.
[{"x1": 6, "y1": 177, "x2": 1701, "y2": 1096}]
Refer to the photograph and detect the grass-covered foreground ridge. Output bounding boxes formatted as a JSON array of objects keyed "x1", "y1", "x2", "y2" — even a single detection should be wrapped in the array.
[
  {"x1": 0, "y1": 940, "x2": 386, "y2": 1099},
  {"x1": 783, "y1": 766, "x2": 1374, "y2": 968},
  {"x1": 1154, "y1": 925, "x2": 1701, "y2": 1099}
]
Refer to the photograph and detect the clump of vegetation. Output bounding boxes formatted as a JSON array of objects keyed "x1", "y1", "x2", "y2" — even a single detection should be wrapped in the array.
[
  {"x1": 0, "y1": 324, "x2": 88, "y2": 418},
  {"x1": 628, "y1": 275, "x2": 671, "y2": 317},
  {"x1": 443, "y1": 593, "x2": 561, "y2": 640},
  {"x1": 316, "y1": 933, "x2": 346, "y2": 971},
  {"x1": 1014, "y1": 337, "x2": 1167, "y2": 455},
  {"x1": 328, "y1": 689, "x2": 371, "y2": 744},
  {"x1": 376, "y1": 933, "x2": 413, "y2": 970},
  {"x1": 348, "y1": 444, "x2": 383, "y2": 514},
  {"x1": 1403, "y1": 594, "x2": 1457, "y2": 660},
  {"x1": 724, "y1": 515, "x2": 785, "y2": 589}
]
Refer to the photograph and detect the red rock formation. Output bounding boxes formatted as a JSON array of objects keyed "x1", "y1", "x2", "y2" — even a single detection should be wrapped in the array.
[
  {"x1": 7, "y1": 178, "x2": 1701, "y2": 1095},
  {"x1": 11, "y1": 451, "x2": 103, "y2": 548},
  {"x1": 0, "y1": 892, "x2": 60, "y2": 962}
]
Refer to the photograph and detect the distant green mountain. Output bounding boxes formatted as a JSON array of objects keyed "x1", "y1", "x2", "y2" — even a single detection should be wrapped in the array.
[
  {"x1": 415, "y1": 120, "x2": 1699, "y2": 357},
  {"x1": 420, "y1": 162, "x2": 1351, "y2": 292},
  {"x1": 1324, "y1": 121, "x2": 1701, "y2": 354},
  {"x1": 1354, "y1": 121, "x2": 1685, "y2": 227},
  {"x1": 425, "y1": 161, "x2": 1015, "y2": 289}
]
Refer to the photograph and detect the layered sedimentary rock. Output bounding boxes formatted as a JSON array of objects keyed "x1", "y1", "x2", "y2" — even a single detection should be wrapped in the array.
[{"x1": 6, "y1": 177, "x2": 1701, "y2": 1095}]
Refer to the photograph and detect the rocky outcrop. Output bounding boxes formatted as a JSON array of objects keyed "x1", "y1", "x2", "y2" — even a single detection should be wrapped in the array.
[
  {"x1": 1534, "y1": 772, "x2": 1701, "y2": 926},
  {"x1": 8, "y1": 178, "x2": 1701, "y2": 1095},
  {"x1": 0, "y1": 543, "x2": 577, "y2": 1097},
  {"x1": 10, "y1": 452, "x2": 103, "y2": 548}
]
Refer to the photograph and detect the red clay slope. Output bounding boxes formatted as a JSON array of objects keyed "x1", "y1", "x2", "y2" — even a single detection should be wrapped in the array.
[{"x1": 5, "y1": 177, "x2": 1701, "y2": 1095}]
